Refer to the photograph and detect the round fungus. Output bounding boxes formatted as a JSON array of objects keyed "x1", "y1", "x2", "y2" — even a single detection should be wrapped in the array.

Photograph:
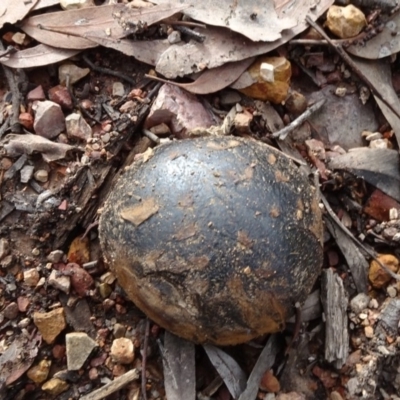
[{"x1": 99, "y1": 136, "x2": 323, "y2": 345}]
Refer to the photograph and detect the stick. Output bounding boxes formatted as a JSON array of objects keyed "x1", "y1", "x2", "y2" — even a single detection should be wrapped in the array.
[
  {"x1": 80, "y1": 369, "x2": 139, "y2": 400},
  {"x1": 272, "y1": 99, "x2": 326, "y2": 140},
  {"x1": 320, "y1": 192, "x2": 400, "y2": 281},
  {"x1": 306, "y1": 16, "x2": 400, "y2": 121},
  {"x1": 141, "y1": 318, "x2": 150, "y2": 400}
]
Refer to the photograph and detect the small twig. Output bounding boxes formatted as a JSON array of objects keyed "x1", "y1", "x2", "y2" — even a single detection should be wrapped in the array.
[
  {"x1": 285, "y1": 303, "x2": 302, "y2": 356},
  {"x1": 142, "y1": 129, "x2": 160, "y2": 144},
  {"x1": 0, "y1": 115, "x2": 10, "y2": 139},
  {"x1": 141, "y1": 318, "x2": 150, "y2": 400},
  {"x1": 167, "y1": 20, "x2": 207, "y2": 29},
  {"x1": 80, "y1": 369, "x2": 139, "y2": 400},
  {"x1": 82, "y1": 54, "x2": 137, "y2": 86},
  {"x1": 146, "y1": 82, "x2": 162, "y2": 100},
  {"x1": 272, "y1": 99, "x2": 326, "y2": 140},
  {"x1": 174, "y1": 25, "x2": 206, "y2": 42},
  {"x1": 320, "y1": 192, "x2": 400, "y2": 281},
  {"x1": 306, "y1": 16, "x2": 400, "y2": 121}
]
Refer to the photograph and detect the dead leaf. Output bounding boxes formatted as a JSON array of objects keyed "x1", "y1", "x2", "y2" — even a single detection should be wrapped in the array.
[
  {"x1": 203, "y1": 344, "x2": 247, "y2": 399},
  {"x1": 150, "y1": 0, "x2": 296, "y2": 42},
  {"x1": 238, "y1": 335, "x2": 279, "y2": 400},
  {"x1": 347, "y1": 11, "x2": 400, "y2": 59},
  {"x1": 162, "y1": 332, "x2": 196, "y2": 400},
  {"x1": 0, "y1": 0, "x2": 39, "y2": 29},
  {"x1": 0, "y1": 44, "x2": 80, "y2": 69},
  {"x1": 328, "y1": 148, "x2": 400, "y2": 202},
  {"x1": 0, "y1": 335, "x2": 41, "y2": 386},
  {"x1": 120, "y1": 198, "x2": 159, "y2": 226},
  {"x1": 21, "y1": 3, "x2": 187, "y2": 50},
  {"x1": 3, "y1": 133, "x2": 75, "y2": 162},
  {"x1": 155, "y1": 0, "x2": 333, "y2": 79},
  {"x1": 160, "y1": 57, "x2": 255, "y2": 95},
  {"x1": 84, "y1": 36, "x2": 169, "y2": 66}
]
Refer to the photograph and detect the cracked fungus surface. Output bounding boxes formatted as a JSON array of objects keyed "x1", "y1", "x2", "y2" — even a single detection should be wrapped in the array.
[{"x1": 99, "y1": 136, "x2": 323, "y2": 345}]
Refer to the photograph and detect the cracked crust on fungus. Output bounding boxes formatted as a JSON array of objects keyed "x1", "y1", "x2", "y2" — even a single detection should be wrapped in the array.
[{"x1": 99, "y1": 136, "x2": 323, "y2": 345}]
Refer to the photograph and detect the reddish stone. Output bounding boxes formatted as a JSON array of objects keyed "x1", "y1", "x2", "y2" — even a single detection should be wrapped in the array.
[
  {"x1": 90, "y1": 352, "x2": 108, "y2": 367},
  {"x1": 115, "y1": 304, "x2": 127, "y2": 314},
  {"x1": 48, "y1": 85, "x2": 73, "y2": 111},
  {"x1": 88, "y1": 367, "x2": 98, "y2": 380},
  {"x1": 52, "y1": 344, "x2": 66, "y2": 359},
  {"x1": 17, "y1": 296, "x2": 30, "y2": 312},
  {"x1": 27, "y1": 85, "x2": 46, "y2": 102},
  {"x1": 19, "y1": 112, "x2": 34, "y2": 130},
  {"x1": 60, "y1": 263, "x2": 93, "y2": 296},
  {"x1": 364, "y1": 189, "x2": 400, "y2": 222},
  {"x1": 58, "y1": 199, "x2": 68, "y2": 211},
  {"x1": 33, "y1": 100, "x2": 65, "y2": 139}
]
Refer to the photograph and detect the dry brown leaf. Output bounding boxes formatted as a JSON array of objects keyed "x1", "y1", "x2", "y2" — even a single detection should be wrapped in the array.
[
  {"x1": 120, "y1": 198, "x2": 159, "y2": 226},
  {"x1": 155, "y1": 0, "x2": 334, "y2": 79},
  {"x1": 21, "y1": 3, "x2": 187, "y2": 50},
  {"x1": 0, "y1": 44, "x2": 80, "y2": 68},
  {"x1": 85, "y1": 36, "x2": 169, "y2": 66},
  {"x1": 3, "y1": 133, "x2": 75, "y2": 162},
  {"x1": 347, "y1": 11, "x2": 400, "y2": 59},
  {"x1": 0, "y1": 0, "x2": 39, "y2": 29},
  {"x1": 150, "y1": 57, "x2": 255, "y2": 94},
  {"x1": 150, "y1": 0, "x2": 296, "y2": 42}
]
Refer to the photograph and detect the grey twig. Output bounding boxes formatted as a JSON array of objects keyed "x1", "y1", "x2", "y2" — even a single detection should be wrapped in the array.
[{"x1": 272, "y1": 99, "x2": 326, "y2": 140}]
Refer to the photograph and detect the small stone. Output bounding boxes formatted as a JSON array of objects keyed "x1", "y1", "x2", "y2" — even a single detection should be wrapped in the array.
[
  {"x1": 98, "y1": 282, "x2": 112, "y2": 298},
  {"x1": 285, "y1": 91, "x2": 308, "y2": 116},
  {"x1": 350, "y1": 293, "x2": 370, "y2": 313},
  {"x1": 305, "y1": 139, "x2": 326, "y2": 161},
  {"x1": 20, "y1": 165, "x2": 34, "y2": 183},
  {"x1": 101, "y1": 132, "x2": 111, "y2": 144},
  {"x1": 33, "y1": 308, "x2": 66, "y2": 344},
  {"x1": 378, "y1": 345, "x2": 390, "y2": 355},
  {"x1": 259, "y1": 62, "x2": 275, "y2": 83},
  {"x1": 42, "y1": 378, "x2": 69, "y2": 395},
  {"x1": 358, "y1": 313, "x2": 367, "y2": 320},
  {"x1": 11, "y1": 32, "x2": 26, "y2": 45},
  {"x1": 27, "y1": 85, "x2": 46, "y2": 101},
  {"x1": 1, "y1": 254, "x2": 14, "y2": 269},
  {"x1": 113, "y1": 323, "x2": 126, "y2": 339},
  {"x1": 260, "y1": 369, "x2": 280, "y2": 393},
  {"x1": 326, "y1": 5, "x2": 367, "y2": 39},
  {"x1": 59, "y1": 63, "x2": 90, "y2": 85},
  {"x1": 167, "y1": 30, "x2": 181, "y2": 44},
  {"x1": 27, "y1": 359, "x2": 51, "y2": 383},
  {"x1": 32, "y1": 247, "x2": 40, "y2": 256},
  {"x1": 24, "y1": 268, "x2": 40, "y2": 287},
  {"x1": 19, "y1": 112, "x2": 34, "y2": 130},
  {"x1": 48, "y1": 269, "x2": 71, "y2": 293},
  {"x1": 387, "y1": 285, "x2": 397, "y2": 298},
  {"x1": 33, "y1": 100, "x2": 65, "y2": 139},
  {"x1": 100, "y1": 271, "x2": 116, "y2": 285},
  {"x1": 65, "y1": 113, "x2": 92, "y2": 141},
  {"x1": 47, "y1": 250, "x2": 64, "y2": 263},
  {"x1": 112, "y1": 82, "x2": 125, "y2": 97},
  {"x1": 369, "y1": 254, "x2": 399, "y2": 289},
  {"x1": 364, "y1": 326, "x2": 374, "y2": 338},
  {"x1": 369, "y1": 298, "x2": 379, "y2": 309},
  {"x1": 110, "y1": 338, "x2": 134, "y2": 364},
  {"x1": 60, "y1": 263, "x2": 93, "y2": 296},
  {"x1": 369, "y1": 139, "x2": 389, "y2": 149},
  {"x1": 48, "y1": 85, "x2": 73, "y2": 110},
  {"x1": 18, "y1": 317, "x2": 30, "y2": 329},
  {"x1": 335, "y1": 87, "x2": 347, "y2": 97},
  {"x1": 0, "y1": 238, "x2": 9, "y2": 261},
  {"x1": 234, "y1": 112, "x2": 252, "y2": 133},
  {"x1": 17, "y1": 296, "x2": 30, "y2": 312},
  {"x1": 66, "y1": 332, "x2": 97, "y2": 370},
  {"x1": 3, "y1": 302, "x2": 18, "y2": 319},
  {"x1": 33, "y1": 169, "x2": 48, "y2": 183},
  {"x1": 52, "y1": 344, "x2": 66, "y2": 360}
]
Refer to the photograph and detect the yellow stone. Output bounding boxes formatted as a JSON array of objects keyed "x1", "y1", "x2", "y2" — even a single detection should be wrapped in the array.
[
  {"x1": 326, "y1": 5, "x2": 367, "y2": 39},
  {"x1": 27, "y1": 359, "x2": 51, "y2": 383},
  {"x1": 33, "y1": 308, "x2": 66, "y2": 344},
  {"x1": 237, "y1": 57, "x2": 291, "y2": 104},
  {"x1": 42, "y1": 378, "x2": 69, "y2": 395},
  {"x1": 369, "y1": 254, "x2": 399, "y2": 289}
]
